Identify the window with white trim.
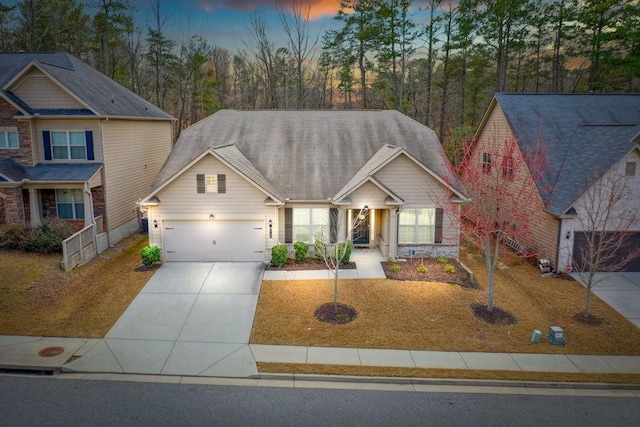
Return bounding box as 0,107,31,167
52,131,87,160
482,152,491,173
206,175,218,193
56,189,84,220
293,208,329,243
398,209,435,244
0,130,19,149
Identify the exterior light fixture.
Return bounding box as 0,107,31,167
358,205,369,220
268,219,273,238
209,214,215,219
153,219,158,228
565,231,571,239
268,219,273,228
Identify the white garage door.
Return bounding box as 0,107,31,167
163,220,264,262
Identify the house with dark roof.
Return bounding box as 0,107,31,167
472,93,640,272
0,52,174,249
139,110,469,262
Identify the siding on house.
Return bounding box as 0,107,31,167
373,153,459,245
473,102,560,261
101,120,172,231
33,119,102,163
149,154,273,250
347,180,393,208
11,69,85,110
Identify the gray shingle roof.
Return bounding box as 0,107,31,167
0,52,173,120
0,159,102,182
151,110,467,201
495,93,640,215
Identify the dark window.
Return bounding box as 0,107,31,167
501,156,514,179
625,161,636,177
196,174,205,193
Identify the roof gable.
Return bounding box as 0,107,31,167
493,94,640,215
0,53,173,120
144,145,283,204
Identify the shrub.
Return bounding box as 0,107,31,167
0,220,74,253
270,244,288,267
387,257,396,264
0,223,28,250
141,245,161,266
417,264,428,274
314,240,326,261
436,256,448,264
390,265,401,273
444,264,456,274
337,242,352,263
293,241,308,262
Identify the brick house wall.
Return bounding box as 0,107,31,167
41,189,57,219
0,98,33,166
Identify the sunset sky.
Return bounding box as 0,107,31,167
141,0,434,53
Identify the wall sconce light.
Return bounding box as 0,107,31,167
153,219,158,228
209,213,215,219
268,219,273,228
268,219,273,239
565,231,571,239
358,205,369,220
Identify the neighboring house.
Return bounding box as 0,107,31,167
0,52,174,249
140,110,469,262
473,93,640,272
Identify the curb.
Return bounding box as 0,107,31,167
257,372,640,390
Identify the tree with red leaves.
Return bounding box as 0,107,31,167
447,132,551,313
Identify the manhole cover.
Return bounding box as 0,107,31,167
38,346,65,357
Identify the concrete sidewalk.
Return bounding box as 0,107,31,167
2,335,640,377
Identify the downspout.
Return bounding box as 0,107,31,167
555,217,562,273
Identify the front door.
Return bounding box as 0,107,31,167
352,210,370,246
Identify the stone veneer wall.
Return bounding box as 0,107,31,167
396,244,459,260
0,98,33,166
2,188,25,223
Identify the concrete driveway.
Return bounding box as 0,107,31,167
65,262,264,377
572,272,640,328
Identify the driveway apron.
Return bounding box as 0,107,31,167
65,262,264,377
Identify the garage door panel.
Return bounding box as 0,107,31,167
164,220,264,262
573,232,640,272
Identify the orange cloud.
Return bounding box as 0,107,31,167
196,0,342,20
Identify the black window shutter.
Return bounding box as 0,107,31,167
435,208,443,244
218,174,226,193
85,131,94,160
196,174,205,193
285,208,293,243
43,131,52,160
330,208,338,243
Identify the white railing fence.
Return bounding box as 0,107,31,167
61,222,97,271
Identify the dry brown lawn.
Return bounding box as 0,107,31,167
0,235,154,337
250,246,640,355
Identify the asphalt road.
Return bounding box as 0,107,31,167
0,375,638,426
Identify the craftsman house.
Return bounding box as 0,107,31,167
140,110,469,262
472,93,640,272
0,52,174,251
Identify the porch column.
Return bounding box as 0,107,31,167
83,185,94,228
389,208,398,258
28,188,41,227
338,207,347,242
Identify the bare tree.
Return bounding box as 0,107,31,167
278,1,319,109
246,12,279,109
571,168,640,318
315,206,369,312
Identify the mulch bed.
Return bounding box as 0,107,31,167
314,303,358,325
573,312,605,326
266,258,356,270
382,257,477,289
471,303,518,326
